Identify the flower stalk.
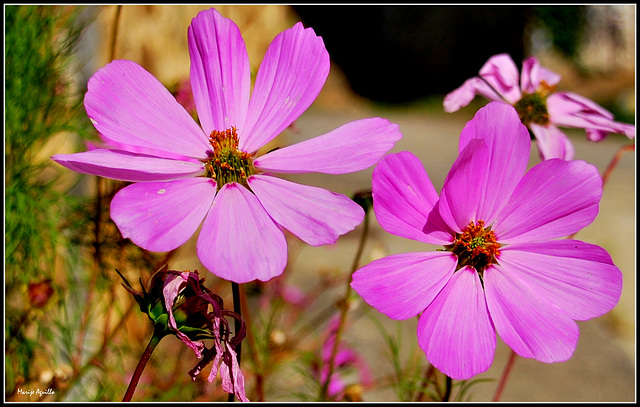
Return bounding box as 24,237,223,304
228,281,243,402
122,330,166,402
492,350,518,402
319,191,372,400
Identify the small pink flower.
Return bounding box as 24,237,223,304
317,316,372,400
52,8,401,283
172,78,197,118
444,53,635,160
352,102,622,380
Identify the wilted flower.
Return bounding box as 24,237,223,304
351,102,622,380
444,53,635,160
52,7,401,283
118,266,249,401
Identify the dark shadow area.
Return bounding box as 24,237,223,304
292,5,531,104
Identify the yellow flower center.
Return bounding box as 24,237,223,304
513,80,555,127
204,127,255,190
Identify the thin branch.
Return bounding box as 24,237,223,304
228,282,243,402
122,332,163,402
319,209,371,400
492,349,518,402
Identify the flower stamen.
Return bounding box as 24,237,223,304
204,127,255,190
514,81,555,127
445,220,500,277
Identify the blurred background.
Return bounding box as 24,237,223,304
5,4,635,402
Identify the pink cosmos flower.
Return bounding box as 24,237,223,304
351,101,622,380
444,53,635,160
51,8,401,283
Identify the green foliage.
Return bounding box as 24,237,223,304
366,314,493,402
5,5,90,284
533,6,587,61
5,5,90,398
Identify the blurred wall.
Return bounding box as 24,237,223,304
75,5,300,90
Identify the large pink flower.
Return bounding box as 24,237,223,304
444,53,635,160
52,8,401,283
351,102,622,380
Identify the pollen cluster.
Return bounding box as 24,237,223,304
445,220,500,276
204,127,255,190
514,81,555,127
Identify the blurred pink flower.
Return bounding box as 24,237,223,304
444,53,635,160
173,78,197,118
352,102,622,380
318,316,372,400
52,8,401,283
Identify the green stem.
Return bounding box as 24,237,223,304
228,281,243,402
122,332,164,402
318,209,370,400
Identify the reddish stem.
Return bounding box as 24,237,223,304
601,143,634,188
492,349,518,402
122,333,163,402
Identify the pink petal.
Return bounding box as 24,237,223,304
84,60,210,159
371,151,450,245
417,267,496,380
196,183,287,283
351,251,457,320
326,374,346,398
443,76,504,113
529,123,575,161
477,53,522,104
550,91,614,119
494,158,601,243
95,135,202,162
248,174,363,246
438,139,489,232
206,317,225,382
498,241,622,321
219,347,249,402
188,8,250,135
585,128,608,142
254,118,402,174
457,102,531,222
207,351,223,384
163,273,205,358
51,149,204,182
520,56,561,93
548,92,636,139
484,264,579,362
240,22,330,153
110,178,216,252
